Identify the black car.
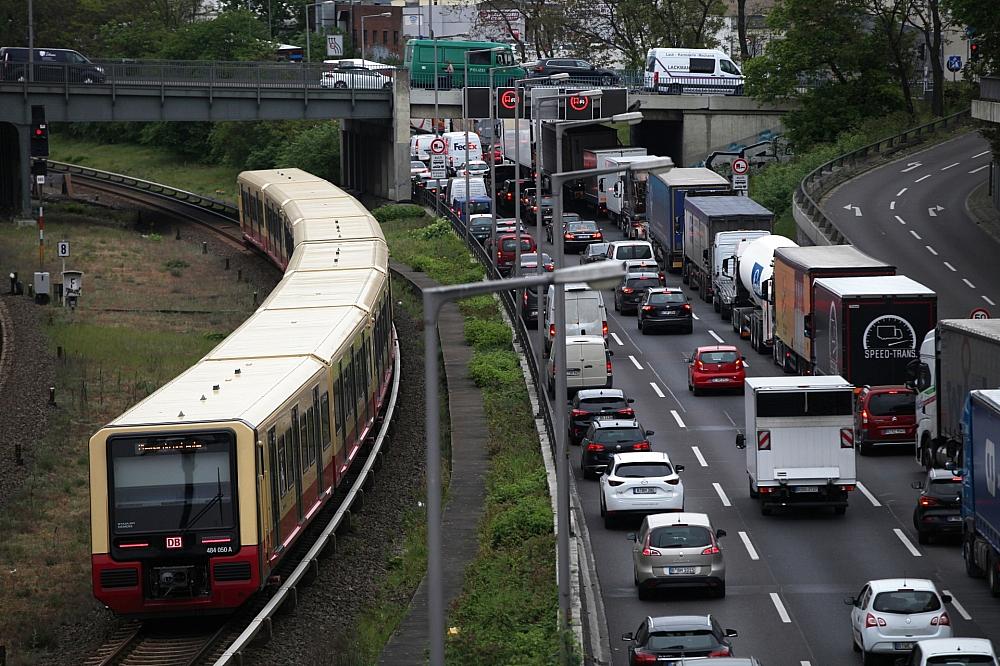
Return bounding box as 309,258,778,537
499,178,530,211
0,47,106,83
622,615,738,665
637,287,693,334
580,419,653,480
912,468,963,543
569,388,634,444
580,242,610,265
615,272,662,315
470,217,493,245
526,58,620,86
519,286,542,327
553,219,603,251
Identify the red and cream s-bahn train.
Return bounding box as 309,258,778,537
89,169,395,615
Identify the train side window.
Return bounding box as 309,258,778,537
277,432,288,495
300,408,312,470
285,426,296,487
321,391,332,449
334,371,345,441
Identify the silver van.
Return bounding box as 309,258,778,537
547,334,612,397
543,283,608,355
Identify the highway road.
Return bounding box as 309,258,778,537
510,154,1000,664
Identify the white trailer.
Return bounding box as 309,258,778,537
737,376,857,515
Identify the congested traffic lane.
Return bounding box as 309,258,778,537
527,211,999,665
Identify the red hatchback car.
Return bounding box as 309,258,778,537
687,345,745,395
855,385,916,455
496,232,536,275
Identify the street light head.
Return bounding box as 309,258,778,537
552,262,625,289
611,111,643,125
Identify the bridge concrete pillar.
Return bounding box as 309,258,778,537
388,70,412,201
682,113,711,167
0,122,31,217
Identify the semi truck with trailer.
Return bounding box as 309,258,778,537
580,146,646,212
811,276,937,388
961,389,1000,592
913,319,1000,469
646,167,731,274
682,196,773,304
604,155,673,239
736,375,858,515
728,235,799,353
771,246,895,375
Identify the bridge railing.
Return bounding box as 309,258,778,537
793,108,971,244
408,69,747,95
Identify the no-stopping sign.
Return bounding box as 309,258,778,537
430,138,446,155
732,157,749,175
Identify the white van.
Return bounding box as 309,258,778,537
606,240,655,264
410,134,435,161
544,283,608,354
547,335,612,396
643,48,744,95
442,131,483,171
447,176,488,207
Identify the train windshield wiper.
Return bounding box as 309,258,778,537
184,467,225,530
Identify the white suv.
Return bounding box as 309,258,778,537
904,638,997,665
600,452,685,528
847,579,953,661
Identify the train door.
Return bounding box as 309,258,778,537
290,407,303,521
267,427,281,548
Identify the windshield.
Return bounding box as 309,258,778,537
562,213,581,223
616,462,673,477
538,196,553,207
520,253,552,265
626,278,660,290
467,201,491,215
699,350,739,364
110,432,235,534
872,590,941,614
502,238,534,252
648,292,685,305
593,426,645,443
868,392,915,416
646,630,717,651
411,161,425,169
649,525,713,549
568,221,599,233
616,245,653,260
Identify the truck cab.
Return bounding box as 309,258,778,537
913,330,937,468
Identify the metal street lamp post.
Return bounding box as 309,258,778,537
462,47,505,242
485,63,522,273
424,260,625,666
361,12,391,62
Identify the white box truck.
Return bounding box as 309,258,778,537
737,375,857,515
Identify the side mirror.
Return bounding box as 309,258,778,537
626,533,637,542
724,629,738,638
674,464,685,472
735,432,746,449
911,481,924,490
608,350,615,357
627,398,636,404
843,596,856,606
621,632,634,641
941,593,952,604
944,460,956,471
645,430,655,436
715,528,727,538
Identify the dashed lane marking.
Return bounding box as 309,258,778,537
909,229,922,240
671,410,686,428
629,354,643,370
857,482,882,507
738,531,760,560
889,200,895,210
943,589,972,621
970,164,989,174
650,382,665,398
944,261,956,272
770,592,792,623
941,162,960,170
915,174,931,183
708,330,724,343
925,245,938,256
973,150,990,159
692,313,700,320
964,278,976,289
713,482,731,507
893,528,922,557
894,215,907,225
611,332,624,346
897,187,908,196
691,446,708,467
984,296,996,306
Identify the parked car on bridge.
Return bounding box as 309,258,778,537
525,58,620,86
0,47,105,83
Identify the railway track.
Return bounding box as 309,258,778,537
70,166,403,666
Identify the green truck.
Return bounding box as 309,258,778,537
404,39,524,88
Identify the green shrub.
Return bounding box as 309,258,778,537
416,218,454,240
458,295,498,319
491,468,548,506
464,319,512,351
468,350,522,389
489,495,553,550
372,203,426,223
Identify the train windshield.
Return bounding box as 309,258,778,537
109,432,236,534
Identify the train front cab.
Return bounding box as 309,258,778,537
89,421,262,616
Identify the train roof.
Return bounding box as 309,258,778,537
239,168,325,188
285,239,388,273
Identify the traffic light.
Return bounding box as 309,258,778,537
30,105,48,158
970,40,981,62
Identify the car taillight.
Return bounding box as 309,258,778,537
533,65,544,72
841,428,854,449
602,321,608,337
608,479,624,487
523,290,529,303
564,233,575,239
641,536,661,558
498,250,503,258
865,613,887,628
586,443,605,452
658,271,665,282
544,264,554,272
695,359,704,370
931,612,950,626
653,71,659,86
532,205,538,211
861,409,869,425
571,409,588,417
606,358,613,374
616,408,634,417
707,647,731,657
919,495,939,507
666,477,680,485
682,303,692,311
549,323,556,338
757,429,771,451
633,651,657,665
595,231,603,238
641,305,654,312
622,287,634,294
633,441,650,451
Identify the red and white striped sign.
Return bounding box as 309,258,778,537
757,430,771,450
840,428,854,448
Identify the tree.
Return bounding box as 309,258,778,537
858,0,918,117
737,0,750,61
944,0,1000,72
907,0,949,117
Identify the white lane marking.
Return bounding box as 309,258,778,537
723,410,737,427
972,150,990,159
941,162,960,170
738,531,760,560
629,354,644,370
943,589,972,621
856,482,882,507
650,382,665,398
691,446,708,467
889,200,896,210
893,528,923,557
970,164,989,174
692,313,700,320
611,332,624,346
712,482,731,507
671,410,686,428
801,662,812,666
915,174,931,183
770,592,792,623
944,261,957,272
708,329,724,343
901,163,922,173
964,278,976,289
909,229,922,240
926,245,938,256
897,187,908,196
984,296,996,306
894,215,907,225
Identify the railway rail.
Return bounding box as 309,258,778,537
68,167,402,666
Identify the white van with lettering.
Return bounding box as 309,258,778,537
643,48,744,95
442,131,483,171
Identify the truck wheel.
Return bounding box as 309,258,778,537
713,296,721,313
990,557,1000,597
749,478,759,499
964,537,984,578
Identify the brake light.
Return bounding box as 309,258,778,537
861,409,869,425
586,443,605,452
532,205,538,211
549,323,556,338
757,430,771,451
608,479,624,487
544,264,554,272
701,541,720,555
682,303,692,311
666,477,679,485
622,287,634,294
571,409,588,417
507,193,512,200
642,305,654,312
708,647,731,657
840,428,854,449
616,408,634,417
533,65,544,72
641,535,661,557
633,441,650,451
564,233,575,239
931,612,950,626
595,231,603,239
695,359,704,370
658,271,665,282
840,484,856,491
919,495,939,507
602,321,608,337
523,290,529,303
653,71,659,86
607,358,613,374
633,651,657,665
865,613,887,628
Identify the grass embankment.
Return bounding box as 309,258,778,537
374,204,564,664
0,204,261,662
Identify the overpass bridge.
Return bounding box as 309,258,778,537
0,59,794,216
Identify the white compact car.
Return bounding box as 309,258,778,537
320,67,392,90
847,578,953,661
600,451,684,528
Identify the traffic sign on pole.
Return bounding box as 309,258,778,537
970,307,991,319
731,174,749,191
57,241,70,258
430,154,447,179
732,157,749,175
429,138,446,155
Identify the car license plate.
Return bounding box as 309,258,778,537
884,428,906,435
566,368,581,376
595,414,615,420
633,487,656,495
576,234,591,239
711,377,730,383
894,642,914,651
668,567,696,575
794,486,819,493
948,515,962,522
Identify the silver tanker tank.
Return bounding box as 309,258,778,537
736,235,798,305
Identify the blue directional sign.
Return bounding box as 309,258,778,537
947,55,962,72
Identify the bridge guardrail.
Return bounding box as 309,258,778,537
794,108,971,244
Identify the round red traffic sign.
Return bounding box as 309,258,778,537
569,95,591,112
430,138,446,154
499,89,519,110
970,307,991,319
732,157,749,175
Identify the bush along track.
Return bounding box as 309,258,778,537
376,205,565,664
